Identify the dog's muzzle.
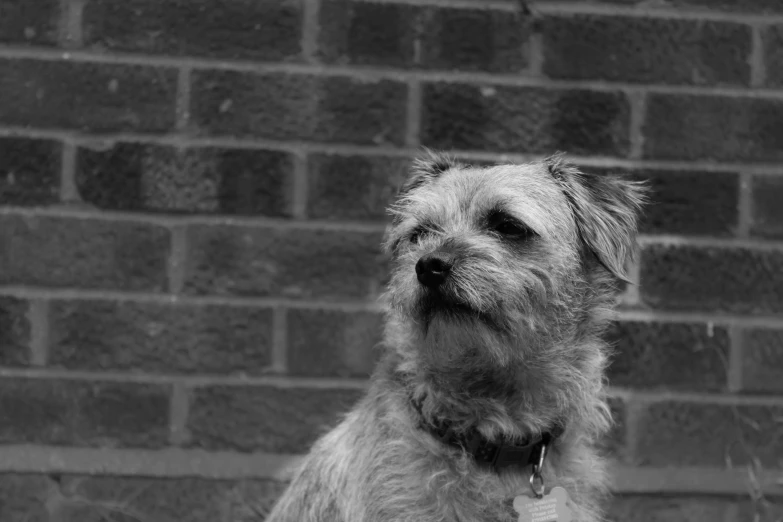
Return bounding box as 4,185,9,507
416,252,453,288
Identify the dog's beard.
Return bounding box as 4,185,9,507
406,285,520,371
415,286,496,326
394,275,572,367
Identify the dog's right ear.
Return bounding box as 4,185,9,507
397,149,458,197
545,154,647,285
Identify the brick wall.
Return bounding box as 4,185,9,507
0,0,782,520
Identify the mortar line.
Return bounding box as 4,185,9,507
736,172,753,238
531,1,783,24
166,225,188,294
0,204,389,231
168,383,191,446
727,326,745,393
58,0,85,48
7,283,783,328
59,139,81,203
0,446,780,496
0,366,371,389
0,445,302,481
627,91,647,160
272,306,289,373
3,364,780,405
616,258,641,307
9,196,783,246
175,67,192,132
607,387,783,407
291,152,309,219
526,32,545,78
301,0,321,62
7,45,783,100
405,80,422,147
638,234,783,251
27,300,51,367
361,0,517,10
5,125,783,176
0,287,384,312
750,25,767,89
615,309,783,329
622,395,643,465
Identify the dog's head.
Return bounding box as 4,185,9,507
382,150,646,369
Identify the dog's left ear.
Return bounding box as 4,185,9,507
545,154,647,284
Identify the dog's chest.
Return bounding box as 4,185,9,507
353,457,538,522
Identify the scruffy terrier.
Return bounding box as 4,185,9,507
266,151,646,522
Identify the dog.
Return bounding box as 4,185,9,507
265,151,646,522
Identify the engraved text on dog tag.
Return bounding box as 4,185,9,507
512,486,573,522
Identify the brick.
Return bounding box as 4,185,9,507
599,0,783,11
287,308,382,377
634,400,783,467
57,475,238,522
421,83,630,155
0,474,51,522
542,15,751,86
231,480,289,522
741,328,783,394
0,0,59,46
82,0,301,60
0,215,170,291
191,71,406,145
0,59,177,132
318,0,418,68
49,300,273,375
661,0,783,13
637,170,739,237
643,94,783,162
76,143,294,216
419,7,531,73
0,137,61,206
763,26,783,87
0,377,170,447
184,225,386,300
607,321,729,392
603,396,627,460
750,175,783,239
0,297,30,367
640,245,783,315
608,495,739,522
187,385,363,452
307,154,410,220
51,476,289,522
737,499,783,522
319,1,531,72
586,167,741,236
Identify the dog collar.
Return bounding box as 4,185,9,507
411,395,564,473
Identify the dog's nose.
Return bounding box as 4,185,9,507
416,253,452,288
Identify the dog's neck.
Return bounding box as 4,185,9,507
378,317,610,466
407,389,565,473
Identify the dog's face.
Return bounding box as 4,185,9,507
382,152,645,370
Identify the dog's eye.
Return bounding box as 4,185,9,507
409,227,426,244
487,210,537,240
494,220,533,238
486,210,536,240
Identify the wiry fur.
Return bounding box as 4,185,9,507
266,152,647,522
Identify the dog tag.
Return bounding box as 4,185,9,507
512,486,572,522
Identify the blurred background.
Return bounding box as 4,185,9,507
0,0,782,520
